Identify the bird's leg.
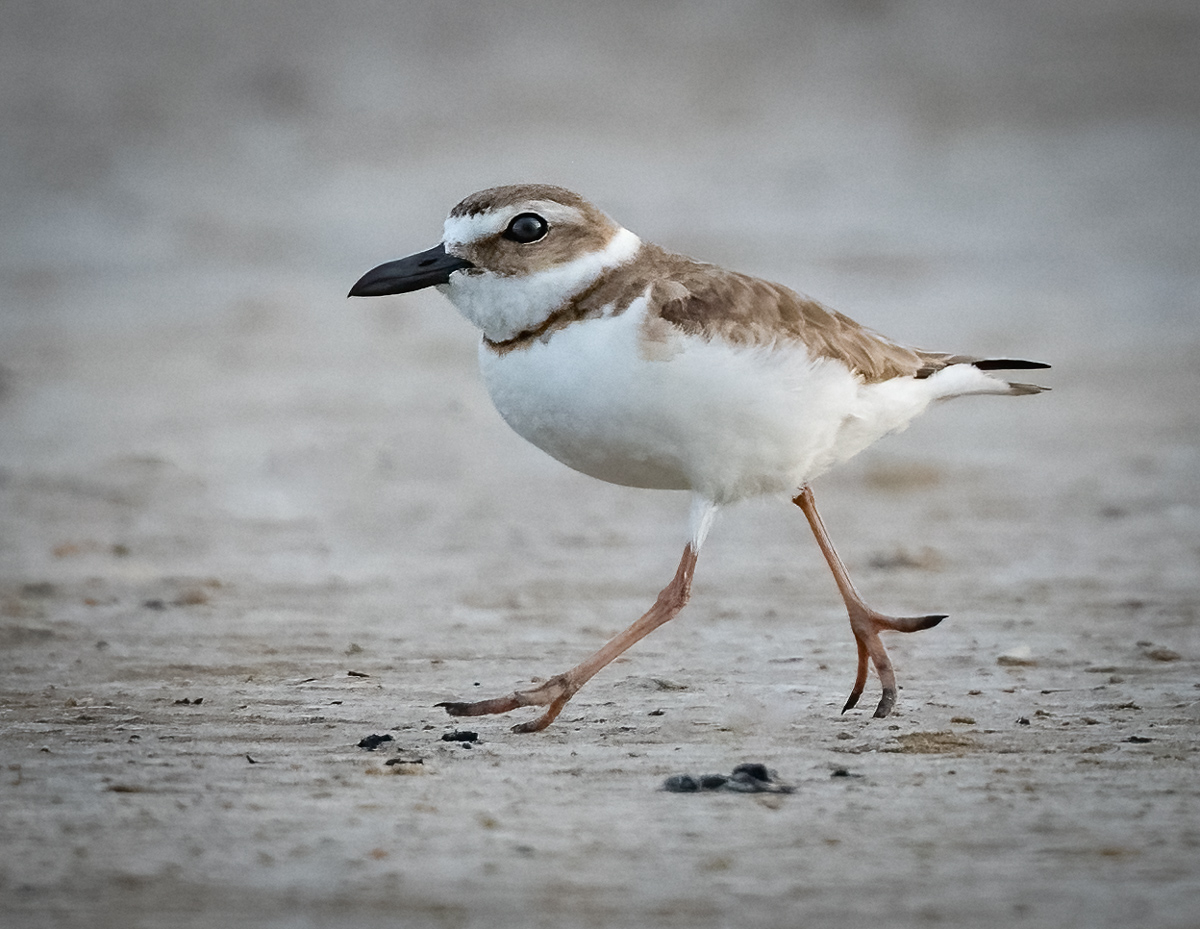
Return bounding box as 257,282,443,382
792,486,946,718
438,541,700,733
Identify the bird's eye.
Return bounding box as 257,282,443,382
503,212,549,243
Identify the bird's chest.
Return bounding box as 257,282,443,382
476,306,692,489
474,305,848,497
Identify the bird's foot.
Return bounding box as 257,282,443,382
841,608,946,718
437,673,576,733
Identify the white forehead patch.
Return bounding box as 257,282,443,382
443,201,587,248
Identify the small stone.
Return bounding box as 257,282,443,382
662,774,700,792
731,763,769,782
662,763,793,794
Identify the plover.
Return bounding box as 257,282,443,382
350,184,1047,731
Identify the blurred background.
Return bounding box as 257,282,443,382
1,0,1197,585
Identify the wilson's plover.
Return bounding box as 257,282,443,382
350,184,1048,731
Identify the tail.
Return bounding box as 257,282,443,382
917,355,1051,399
970,358,1050,395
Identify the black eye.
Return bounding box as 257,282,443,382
503,212,548,243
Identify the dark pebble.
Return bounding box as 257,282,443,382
358,733,394,750
661,763,793,794
441,730,479,743
724,774,764,793
731,763,770,782
662,774,700,792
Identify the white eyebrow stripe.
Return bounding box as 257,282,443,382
443,202,586,248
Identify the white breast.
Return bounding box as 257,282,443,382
476,297,882,504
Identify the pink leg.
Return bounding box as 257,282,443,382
792,486,945,718
438,542,699,733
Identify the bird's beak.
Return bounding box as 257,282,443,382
348,243,474,298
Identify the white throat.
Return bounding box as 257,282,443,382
439,227,642,342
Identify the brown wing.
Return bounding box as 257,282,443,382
646,246,927,384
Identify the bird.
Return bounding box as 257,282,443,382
349,184,1048,732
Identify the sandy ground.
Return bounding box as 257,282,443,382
2,2,1199,927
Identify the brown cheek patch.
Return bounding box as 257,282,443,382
464,221,617,277
459,233,511,275
524,221,615,272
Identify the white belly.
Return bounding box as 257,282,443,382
477,301,883,504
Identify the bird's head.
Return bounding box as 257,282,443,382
349,184,641,342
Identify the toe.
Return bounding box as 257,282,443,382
873,687,896,718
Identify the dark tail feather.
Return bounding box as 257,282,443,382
915,355,1051,380
974,359,1050,394
970,358,1051,371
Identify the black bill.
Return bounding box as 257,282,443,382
348,243,473,297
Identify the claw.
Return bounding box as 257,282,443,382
888,614,947,633
842,613,947,718
510,697,570,734
435,672,576,730
436,696,522,718
841,637,869,713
